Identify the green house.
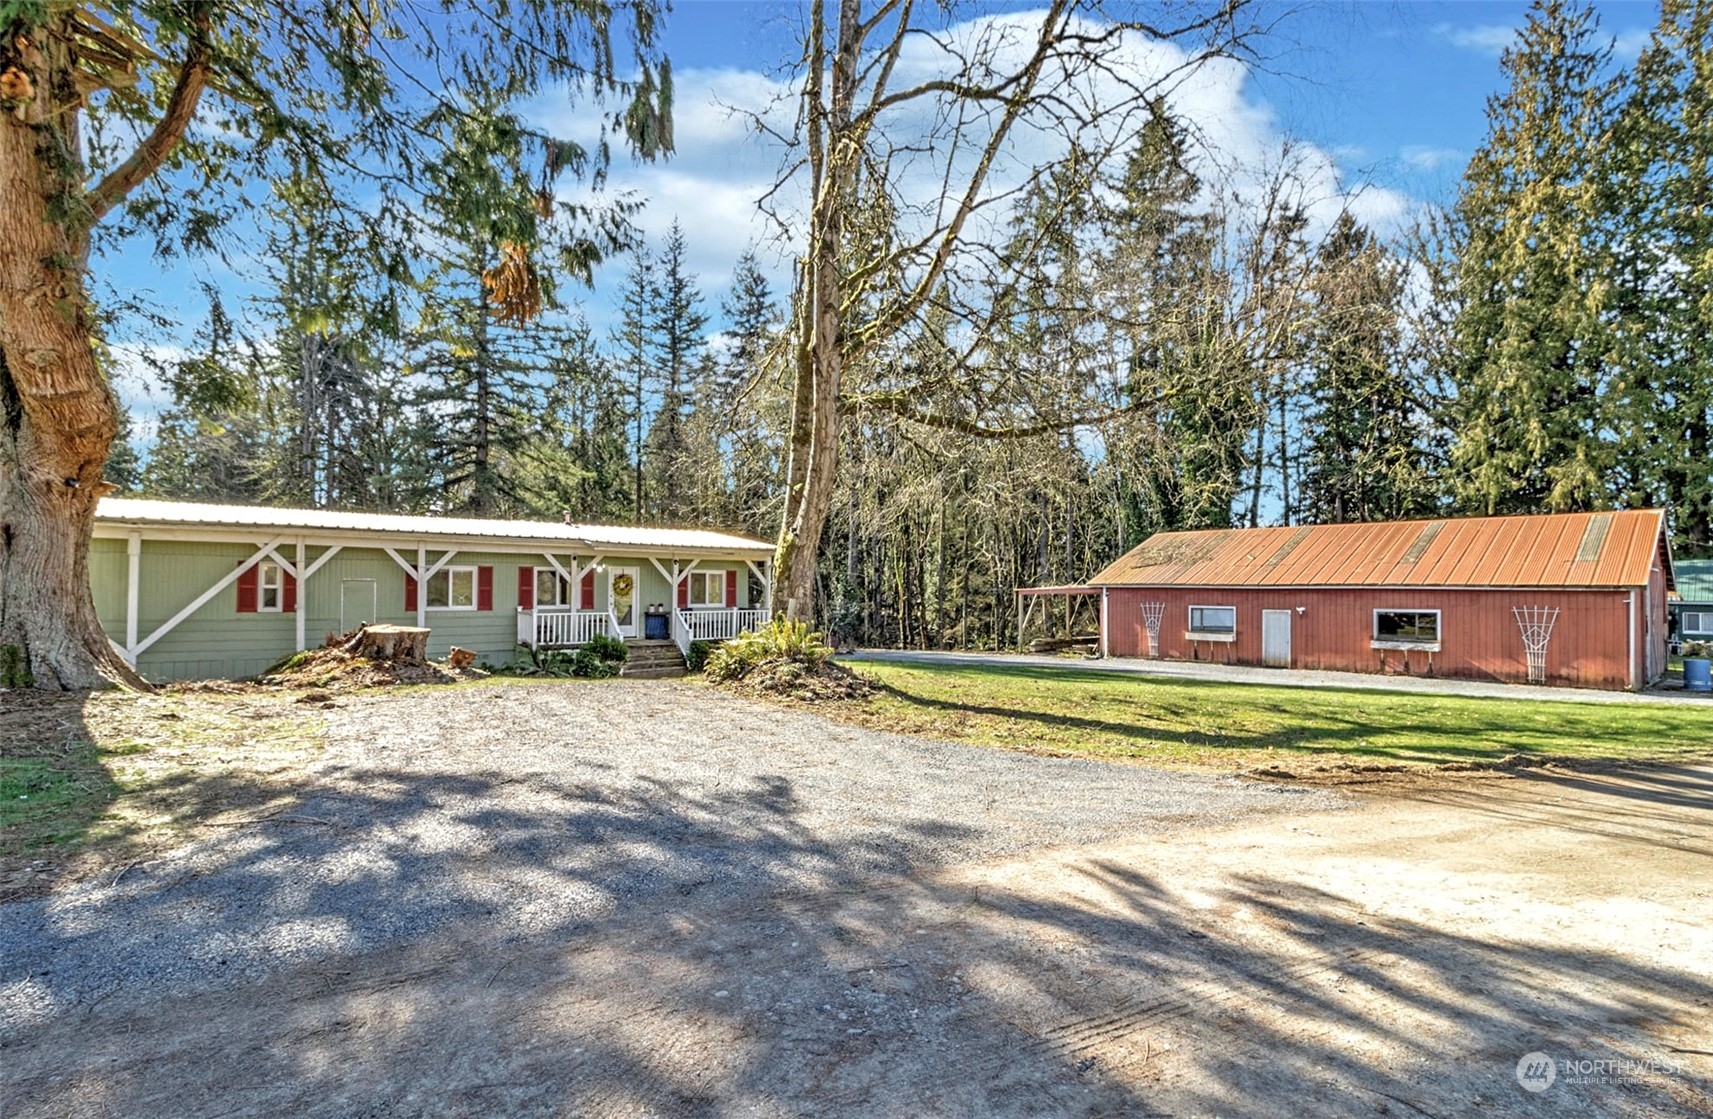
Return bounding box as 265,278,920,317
91,499,776,682
1673,559,1713,649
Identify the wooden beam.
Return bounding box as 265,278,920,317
133,536,285,657
125,531,141,655
295,538,307,652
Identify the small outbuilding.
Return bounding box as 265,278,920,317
1671,560,1713,651
1086,510,1674,691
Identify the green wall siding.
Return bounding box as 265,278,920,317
90,538,759,682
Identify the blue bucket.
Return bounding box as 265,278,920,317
1686,658,1712,693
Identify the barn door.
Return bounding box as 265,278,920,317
1261,610,1292,668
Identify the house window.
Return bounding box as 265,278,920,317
1682,611,1712,637
535,569,574,607
1374,609,1441,644
1187,605,1236,637
688,570,725,607
257,561,284,613
426,566,477,610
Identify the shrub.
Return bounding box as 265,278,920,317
582,633,629,666
705,618,832,682
569,648,614,678
1684,640,1713,660
686,639,713,674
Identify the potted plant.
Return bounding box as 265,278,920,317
1683,640,1712,693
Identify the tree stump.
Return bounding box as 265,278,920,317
447,646,476,669
340,624,429,664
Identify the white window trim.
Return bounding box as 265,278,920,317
1682,610,1712,637
1186,604,1236,642
688,570,726,608
535,569,574,608
426,565,479,611
1371,607,1442,652
257,561,284,613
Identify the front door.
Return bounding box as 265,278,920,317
1261,609,1292,668
608,566,640,638
340,578,376,632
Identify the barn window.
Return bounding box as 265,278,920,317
426,566,477,610
257,562,284,613
1187,605,1236,637
1374,609,1441,645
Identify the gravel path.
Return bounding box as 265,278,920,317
851,648,1713,703
1,681,1341,1039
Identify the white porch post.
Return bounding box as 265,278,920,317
125,531,141,656
764,560,772,615
295,538,307,651
416,544,427,628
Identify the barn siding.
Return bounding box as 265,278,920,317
1104,586,1643,689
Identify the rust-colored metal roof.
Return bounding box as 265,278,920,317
1087,510,1669,590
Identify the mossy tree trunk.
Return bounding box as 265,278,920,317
0,9,206,690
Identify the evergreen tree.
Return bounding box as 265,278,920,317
1607,0,1713,554
610,250,659,522
646,221,709,520
102,406,143,495
1299,213,1434,523
1100,105,1248,535
1445,0,1620,515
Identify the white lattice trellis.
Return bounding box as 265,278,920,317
1512,605,1561,685
1142,602,1165,658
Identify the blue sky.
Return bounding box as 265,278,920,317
105,0,1661,427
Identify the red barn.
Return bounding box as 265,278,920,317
1087,510,1675,691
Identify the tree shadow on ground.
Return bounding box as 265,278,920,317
866,663,1713,764
3,741,1709,1118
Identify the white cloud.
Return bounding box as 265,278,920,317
1401,145,1464,172
539,10,1430,330
1611,28,1651,62
1435,22,1519,56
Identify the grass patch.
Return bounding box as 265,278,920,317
1,690,327,893
832,662,1713,769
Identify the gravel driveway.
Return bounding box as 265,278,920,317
1,681,1339,1038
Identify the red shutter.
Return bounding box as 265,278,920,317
580,571,596,610
677,576,689,609
518,566,534,609
725,569,738,608
236,561,258,613
477,566,494,611
405,573,418,613
282,570,297,614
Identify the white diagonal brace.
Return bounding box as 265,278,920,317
300,545,344,581
382,547,420,578
133,536,286,657
646,557,674,585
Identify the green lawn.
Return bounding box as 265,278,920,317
834,662,1713,769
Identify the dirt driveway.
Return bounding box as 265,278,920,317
3,682,1709,1117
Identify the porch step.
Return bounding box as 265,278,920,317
621,639,687,679
621,665,687,680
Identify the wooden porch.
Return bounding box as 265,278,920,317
519,607,770,658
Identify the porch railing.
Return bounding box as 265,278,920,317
670,608,692,659
681,608,769,643
529,607,614,648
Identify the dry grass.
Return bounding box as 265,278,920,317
0,689,329,897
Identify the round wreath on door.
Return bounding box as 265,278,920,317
611,574,634,596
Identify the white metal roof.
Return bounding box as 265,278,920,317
95,498,775,556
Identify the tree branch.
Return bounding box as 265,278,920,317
86,9,214,223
